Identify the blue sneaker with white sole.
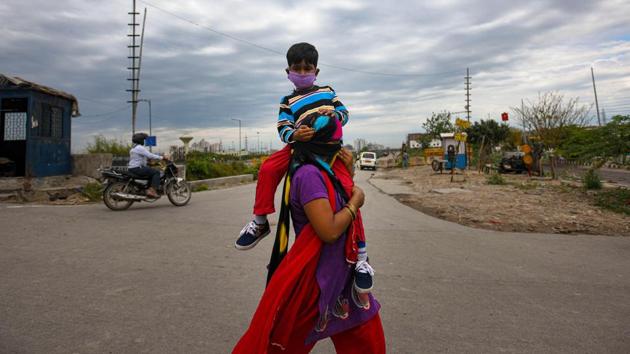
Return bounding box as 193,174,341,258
235,220,270,250
353,260,374,293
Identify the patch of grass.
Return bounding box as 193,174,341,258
486,173,506,185
192,184,209,192
594,188,630,215
513,181,540,190
583,169,602,190
81,182,103,202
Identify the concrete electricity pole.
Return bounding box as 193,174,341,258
591,67,601,126
138,98,152,150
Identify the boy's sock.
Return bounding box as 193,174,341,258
357,240,367,262
254,214,267,225
354,240,373,294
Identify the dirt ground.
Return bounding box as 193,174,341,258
373,166,630,236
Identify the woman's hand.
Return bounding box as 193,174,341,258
350,186,365,209
338,148,354,176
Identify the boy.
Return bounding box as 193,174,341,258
235,42,374,293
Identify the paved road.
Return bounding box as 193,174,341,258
551,165,630,187
1,171,629,353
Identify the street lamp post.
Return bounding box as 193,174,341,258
257,131,260,154
138,98,152,151
231,118,242,159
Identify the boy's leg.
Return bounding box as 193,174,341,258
330,313,386,354
332,159,373,292
253,145,292,215
236,145,291,250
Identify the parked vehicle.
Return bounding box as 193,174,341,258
498,152,528,174
359,152,377,170
100,161,191,211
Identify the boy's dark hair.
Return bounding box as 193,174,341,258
286,42,318,67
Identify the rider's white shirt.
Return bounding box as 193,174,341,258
128,145,162,168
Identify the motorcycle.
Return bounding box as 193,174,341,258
100,160,191,211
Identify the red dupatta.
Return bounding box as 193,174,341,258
233,171,337,353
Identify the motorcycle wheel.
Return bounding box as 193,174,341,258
103,182,134,211
166,180,191,206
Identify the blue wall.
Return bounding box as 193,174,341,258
0,89,73,177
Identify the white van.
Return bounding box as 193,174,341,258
359,152,377,170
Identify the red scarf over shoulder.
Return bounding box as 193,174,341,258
233,171,337,353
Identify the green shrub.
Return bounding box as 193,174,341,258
583,169,602,190
86,135,131,156
185,153,257,181
486,173,506,185
595,188,630,215
81,182,103,201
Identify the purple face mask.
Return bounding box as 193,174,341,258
288,71,316,89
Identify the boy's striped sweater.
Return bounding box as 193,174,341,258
277,85,349,144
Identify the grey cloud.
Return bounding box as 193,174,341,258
2,0,629,151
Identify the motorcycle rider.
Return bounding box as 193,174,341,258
128,132,167,198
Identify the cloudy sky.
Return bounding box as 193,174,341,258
2,0,629,152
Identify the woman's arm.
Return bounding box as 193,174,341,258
303,186,365,244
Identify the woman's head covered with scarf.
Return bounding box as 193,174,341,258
267,113,345,283
292,113,343,175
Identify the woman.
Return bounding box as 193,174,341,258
233,114,385,353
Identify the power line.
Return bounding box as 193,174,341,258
138,0,461,77
79,105,131,119
601,102,630,108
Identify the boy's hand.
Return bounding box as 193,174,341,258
338,148,354,176
318,108,339,120
292,125,315,142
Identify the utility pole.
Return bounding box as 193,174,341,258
138,99,151,150
127,0,140,134
465,67,471,121
135,8,148,134
231,118,241,158
257,131,260,154
245,135,248,153
591,67,601,126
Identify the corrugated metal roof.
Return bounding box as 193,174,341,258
0,74,80,117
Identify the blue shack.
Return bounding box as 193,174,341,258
0,74,80,177
440,132,468,170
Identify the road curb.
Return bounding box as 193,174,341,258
189,174,254,190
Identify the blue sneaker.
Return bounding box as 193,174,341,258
353,260,374,293
235,220,270,250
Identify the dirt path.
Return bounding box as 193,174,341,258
371,166,629,236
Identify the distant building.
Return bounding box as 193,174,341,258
407,132,441,149
0,74,80,177
354,138,367,152
407,133,425,149
365,143,385,151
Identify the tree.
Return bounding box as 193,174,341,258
465,119,510,149
512,92,592,178
558,114,630,163
601,115,630,163
465,119,510,170
422,111,453,139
